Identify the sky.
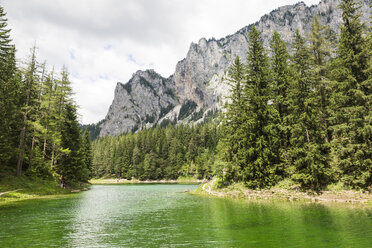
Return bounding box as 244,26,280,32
1,0,321,124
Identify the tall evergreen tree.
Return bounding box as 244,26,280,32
310,16,334,143
221,56,246,181
55,103,84,184
28,62,47,171
16,47,39,176
40,70,57,161
330,0,371,188
288,30,331,190
241,26,280,188
269,30,292,173
81,129,93,181
132,145,141,179
50,67,73,171
0,6,12,60
0,6,20,172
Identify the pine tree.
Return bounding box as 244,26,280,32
0,47,21,172
132,145,141,179
269,31,292,173
289,30,312,143
167,137,181,179
40,70,57,161
330,0,371,189
0,6,12,60
81,129,93,181
56,103,84,184
310,16,334,143
288,30,331,190
28,62,47,171
16,47,39,176
0,6,21,172
357,2,372,187
50,67,73,172
241,26,280,188
221,56,245,181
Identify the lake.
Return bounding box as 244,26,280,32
1,184,372,247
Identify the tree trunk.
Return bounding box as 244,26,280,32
50,146,55,168
306,128,311,143
43,137,48,159
320,84,330,143
28,136,35,170
16,88,31,176
16,118,27,176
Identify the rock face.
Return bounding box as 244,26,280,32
99,0,371,137
99,70,177,136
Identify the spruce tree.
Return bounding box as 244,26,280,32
269,31,292,173
241,26,280,188
50,67,73,171
81,129,93,181
132,145,141,179
0,6,20,172
310,16,333,143
0,6,12,60
16,47,39,176
288,30,331,190
40,70,57,161
56,103,84,184
358,2,372,187
221,56,246,181
330,0,371,189
28,62,47,171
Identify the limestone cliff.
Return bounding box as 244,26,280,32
99,70,177,136
99,0,370,137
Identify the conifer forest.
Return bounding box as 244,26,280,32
0,6,92,185
0,0,371,191
1,1,372,247
92,0,371,191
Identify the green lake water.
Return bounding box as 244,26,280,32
1,184,372,247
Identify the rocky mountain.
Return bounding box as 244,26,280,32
99,0,371,137
100,70,177,135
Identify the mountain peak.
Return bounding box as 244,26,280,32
99,0,371,137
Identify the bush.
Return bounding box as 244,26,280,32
213,178,227,189
273,178,300,190
326,182,349,192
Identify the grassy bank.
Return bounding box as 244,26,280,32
0,175,84,206
90,176,202,185
192,178,372,205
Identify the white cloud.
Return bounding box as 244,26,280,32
1,0,321,124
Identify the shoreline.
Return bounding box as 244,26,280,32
0,187,89,206
90,178,202,185
0,193,80,207
192,179,372,205
0,176,89,206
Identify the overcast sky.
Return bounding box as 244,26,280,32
1,0,320,124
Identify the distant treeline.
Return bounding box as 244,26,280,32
92,124,219,180
0,5,92,185
93,0,371,190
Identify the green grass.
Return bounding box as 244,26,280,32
326,182,350,192
0,175,72,205
272,178,301,190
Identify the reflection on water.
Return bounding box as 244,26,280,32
1,184,372,247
